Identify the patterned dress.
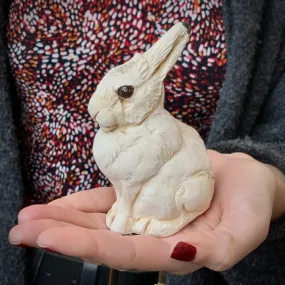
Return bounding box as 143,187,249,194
7,0,226,204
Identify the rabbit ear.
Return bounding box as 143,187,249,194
143,22,190,80
132,54,150,84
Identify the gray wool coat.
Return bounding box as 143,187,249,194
1,0,285,285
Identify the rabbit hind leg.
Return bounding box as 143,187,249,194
175,170,214,213
131,172,213,237
106,201,118,229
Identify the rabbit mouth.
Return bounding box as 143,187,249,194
95,110,118,132
100,124,117,132
98,120,118,132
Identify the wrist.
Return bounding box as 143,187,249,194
266,164,285,220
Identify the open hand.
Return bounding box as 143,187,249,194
9,150,276,275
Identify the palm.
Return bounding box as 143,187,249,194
9,151,275,274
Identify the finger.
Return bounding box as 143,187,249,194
224,152,255,160
18,205,108,230
9,219,80,247
49,187,115,213
36,227,198,273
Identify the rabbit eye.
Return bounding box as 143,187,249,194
117,85,134,99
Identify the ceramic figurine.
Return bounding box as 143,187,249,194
88,22,214,237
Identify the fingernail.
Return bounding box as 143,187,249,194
18,212,29,224
38,244,56,252
44,248,57,253
9,237,22,246
9,239,29,248
38,245,57,253
19,243,30,248
12,243,29,248
170,242,197,262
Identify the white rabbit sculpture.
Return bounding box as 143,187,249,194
88,22,214,237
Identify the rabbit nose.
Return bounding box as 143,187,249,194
96,110,117,132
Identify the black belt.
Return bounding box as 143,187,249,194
29,249,159,285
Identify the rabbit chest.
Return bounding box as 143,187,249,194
93,111,183,184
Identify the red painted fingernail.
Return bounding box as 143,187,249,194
43,248,57,253
171,242,197,262
17,243,30,248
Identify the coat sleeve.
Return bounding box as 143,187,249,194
207,70,285,177
0,4,27,285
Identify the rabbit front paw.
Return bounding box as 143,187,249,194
106,202,118,229
132,217,173,237
106,203,133,234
